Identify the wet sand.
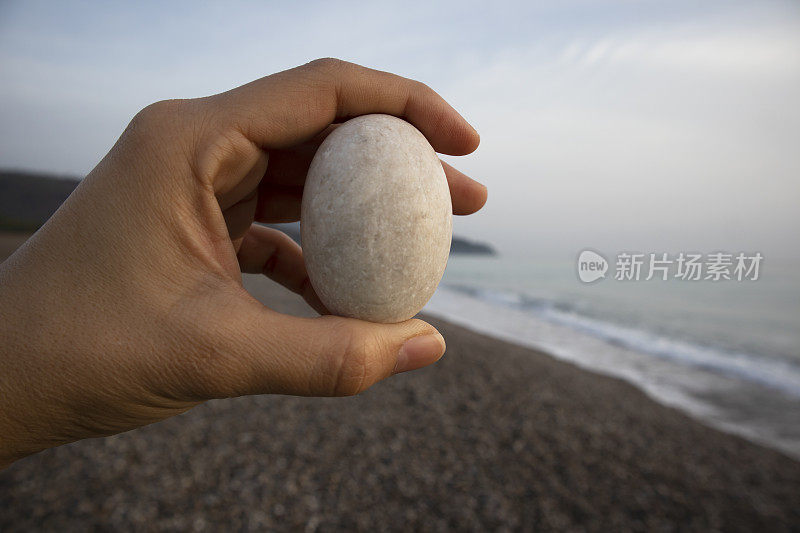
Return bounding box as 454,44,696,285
1,232,799,531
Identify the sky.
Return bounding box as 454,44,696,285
1,0,799,259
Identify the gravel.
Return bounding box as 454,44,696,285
1,274,799,531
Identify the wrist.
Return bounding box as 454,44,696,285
0,240,76,466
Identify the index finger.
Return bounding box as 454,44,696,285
212,58,480,156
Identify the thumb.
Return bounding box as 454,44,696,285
187,293,446,399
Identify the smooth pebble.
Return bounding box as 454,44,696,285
301,114,452,323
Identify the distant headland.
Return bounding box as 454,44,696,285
0,170,496,256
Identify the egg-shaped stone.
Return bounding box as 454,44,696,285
301,114,452,323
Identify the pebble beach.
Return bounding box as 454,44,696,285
1,233,799,531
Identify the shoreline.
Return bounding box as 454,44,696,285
1,233,799,529
424,284,800,460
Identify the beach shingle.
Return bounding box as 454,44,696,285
1,272,799,531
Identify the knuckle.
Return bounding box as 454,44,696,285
131,99,186,129
191,123,256,187
324,320,385,396
306,57,348,75
413,80,440,106
412,79,433,94
121,99,195,153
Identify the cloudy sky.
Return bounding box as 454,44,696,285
1,0,798,258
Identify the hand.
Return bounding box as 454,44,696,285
0,59,486,468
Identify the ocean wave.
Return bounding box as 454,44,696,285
441,283,800,397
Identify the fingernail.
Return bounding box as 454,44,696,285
394,333,446,374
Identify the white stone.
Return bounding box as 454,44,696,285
301,114,452,323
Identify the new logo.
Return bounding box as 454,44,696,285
577,250,608,283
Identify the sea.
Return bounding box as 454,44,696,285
423,253,800,459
